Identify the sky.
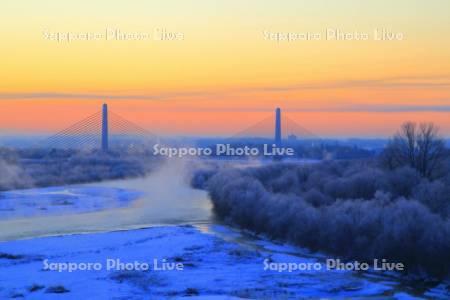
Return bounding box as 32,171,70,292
0,0,449,137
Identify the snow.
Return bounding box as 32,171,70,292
0,225,445,299
0,186,142,219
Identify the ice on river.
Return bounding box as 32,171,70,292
0,186,142,219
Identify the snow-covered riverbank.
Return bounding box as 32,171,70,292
0,186,142,220
0,225,447,299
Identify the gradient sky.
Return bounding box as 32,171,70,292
1,0,449,137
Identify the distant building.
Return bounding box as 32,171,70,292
287,134,297,141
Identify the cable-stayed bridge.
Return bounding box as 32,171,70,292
37,104,318,151
231,107,319,142
39,104,158,150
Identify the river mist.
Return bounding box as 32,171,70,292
0,159,212,241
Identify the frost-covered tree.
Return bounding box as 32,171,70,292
381,122,447,178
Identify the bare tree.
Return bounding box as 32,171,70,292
416,123,447,178
381,121,448,178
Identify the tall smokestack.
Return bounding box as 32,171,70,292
102,103,109,152
275,107,281,146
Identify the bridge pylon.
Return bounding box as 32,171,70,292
102,103,109,152
275,107,281,146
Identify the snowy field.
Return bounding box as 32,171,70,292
0,225,448,299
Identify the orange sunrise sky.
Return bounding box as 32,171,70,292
0,0,449,137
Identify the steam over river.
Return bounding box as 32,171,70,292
0,160,213,241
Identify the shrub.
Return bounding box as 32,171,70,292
205,161,450,278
